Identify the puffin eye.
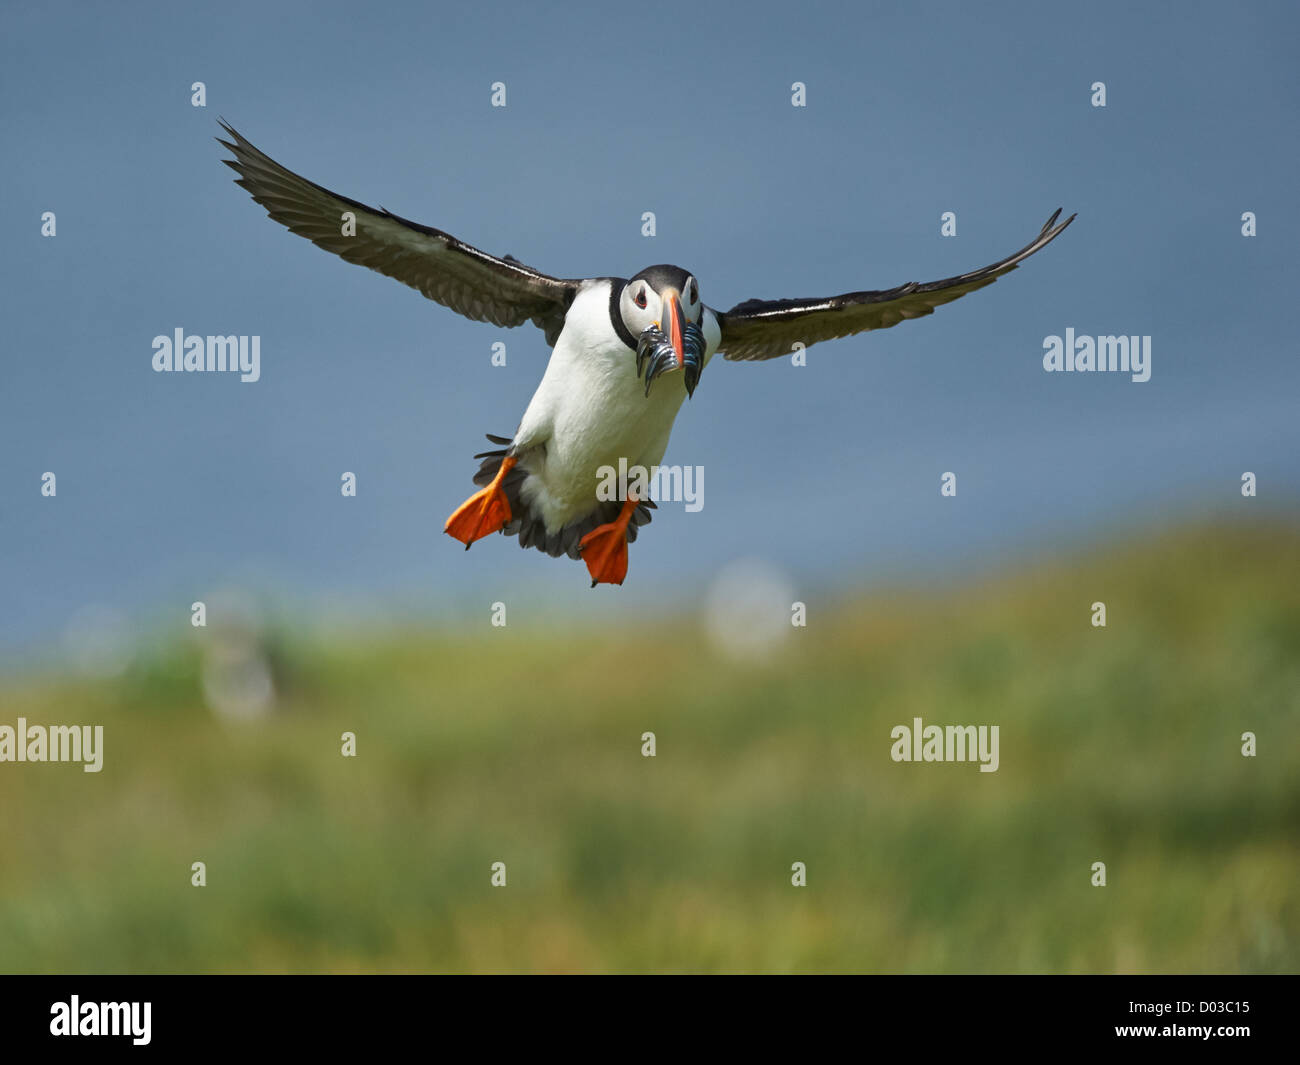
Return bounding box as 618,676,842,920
634,287,647,309
688,281,698,303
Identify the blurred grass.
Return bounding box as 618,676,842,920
0,520,1297,973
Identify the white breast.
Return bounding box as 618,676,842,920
510,281,720,532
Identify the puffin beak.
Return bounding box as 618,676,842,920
657,287,686,366
637,286,705,398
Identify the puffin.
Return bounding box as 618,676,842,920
218,122,1073,586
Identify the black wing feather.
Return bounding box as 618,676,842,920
217,121,580,344
715,210,1075,362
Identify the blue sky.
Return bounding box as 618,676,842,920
2,0,1297,660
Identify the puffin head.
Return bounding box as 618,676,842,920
619,265,707,398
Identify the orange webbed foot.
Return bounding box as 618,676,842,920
578,494,638,587
444,456,516,549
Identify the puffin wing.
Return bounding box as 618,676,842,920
714,210,1075,362
218,121,580,345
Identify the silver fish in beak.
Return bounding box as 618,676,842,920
636,320,707,398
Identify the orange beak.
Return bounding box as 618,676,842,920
658,287,686,366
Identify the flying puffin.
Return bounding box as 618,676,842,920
218,122,1074,586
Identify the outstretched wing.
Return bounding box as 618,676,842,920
714,210,1075,362
218,121,580,345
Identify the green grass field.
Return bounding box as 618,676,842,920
1,521,1297,973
